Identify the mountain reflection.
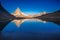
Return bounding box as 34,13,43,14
12,19,46,27
12,19,24,27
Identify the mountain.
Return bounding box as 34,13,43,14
0,3,15,20
36,10,60,25
12,7,25,18
0,3,15,31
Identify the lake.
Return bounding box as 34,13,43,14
1,19,60,40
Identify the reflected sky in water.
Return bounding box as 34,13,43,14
1,19,60,40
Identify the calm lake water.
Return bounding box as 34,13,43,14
1,19,60,40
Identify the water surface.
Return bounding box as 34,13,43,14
1,19,60,40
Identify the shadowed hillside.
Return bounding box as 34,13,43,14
36,10,60,25
0,3,15,31
0,3,15,20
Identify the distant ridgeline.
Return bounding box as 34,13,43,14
36,10,60,25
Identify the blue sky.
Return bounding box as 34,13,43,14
1,0,60,14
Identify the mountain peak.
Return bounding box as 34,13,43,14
42,11,46,14
16,7,21,12
13,7,24,17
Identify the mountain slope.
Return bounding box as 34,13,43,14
0,3,15,20
36,10,60,25
0,3,15,31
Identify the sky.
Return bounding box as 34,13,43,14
0,0,60,14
